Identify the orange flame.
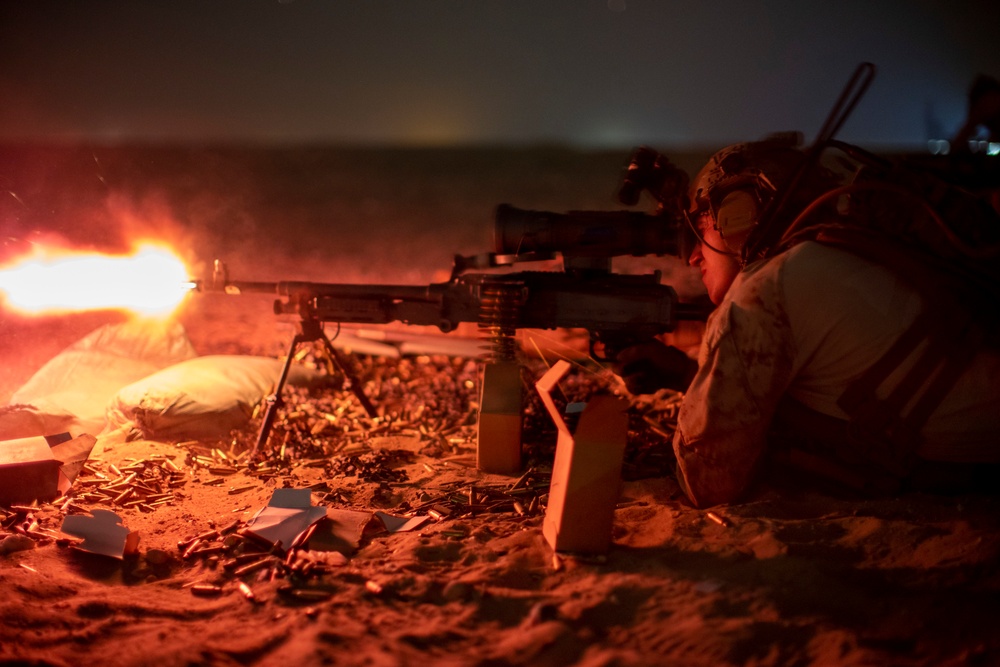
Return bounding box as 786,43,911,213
0,242,193,317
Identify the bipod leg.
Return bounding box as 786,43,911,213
251,332,305,459
313,325,379,419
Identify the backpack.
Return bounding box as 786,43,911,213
770,141,1000,479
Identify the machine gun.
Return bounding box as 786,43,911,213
193,151,709,468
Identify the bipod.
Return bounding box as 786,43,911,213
251,317,378,458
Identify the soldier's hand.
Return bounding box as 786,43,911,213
613,340,697,395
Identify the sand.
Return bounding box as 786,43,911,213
1,145,999,666
1,295,999,667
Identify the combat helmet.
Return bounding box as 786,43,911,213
687,132,836,262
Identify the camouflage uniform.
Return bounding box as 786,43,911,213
673,241,1000,507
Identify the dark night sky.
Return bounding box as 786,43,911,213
2,0,999,149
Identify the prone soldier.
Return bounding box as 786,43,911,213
614,135,1000,507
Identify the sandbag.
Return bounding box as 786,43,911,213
0,319,198,440
106,355,321,440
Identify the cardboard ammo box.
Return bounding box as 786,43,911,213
0,434,65,505
536,361,628,554
477,362,523,474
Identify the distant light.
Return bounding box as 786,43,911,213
989,142,1000,156
967,140,996,154
928,139,950,155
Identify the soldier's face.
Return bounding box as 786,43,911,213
688,212,742,305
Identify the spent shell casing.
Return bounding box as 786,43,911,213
290,523,317,550
190,529,221,545
191,584,224,597
510,469,533,490
234,557,274,577
284,588,333,602
219,519,242,535
551,553,563,571
237,581,257,602
191,545,227,557
224,550,274,569
182,539,204,559
706,511,731,527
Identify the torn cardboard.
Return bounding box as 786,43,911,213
244,489,329,549
0,433,96,506
536,360,628,555
61,509,140,559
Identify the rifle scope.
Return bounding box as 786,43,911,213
494,204,685,259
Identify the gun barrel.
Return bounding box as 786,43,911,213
276,281,436,301
191,277,281,295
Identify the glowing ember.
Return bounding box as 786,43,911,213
0,242,193,316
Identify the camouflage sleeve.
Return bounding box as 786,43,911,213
672,261,795,507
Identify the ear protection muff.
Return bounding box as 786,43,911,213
707,147,779,245
715,188,760,241
687,137,799,259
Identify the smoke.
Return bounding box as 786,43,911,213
0,142,707,292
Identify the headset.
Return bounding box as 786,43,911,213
686,138,795,259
